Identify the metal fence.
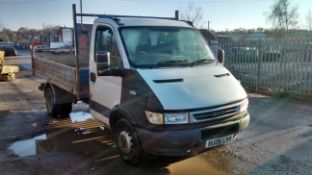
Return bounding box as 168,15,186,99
212,39,312,98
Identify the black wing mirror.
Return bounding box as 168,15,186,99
95,51,111,76
217,49,225,64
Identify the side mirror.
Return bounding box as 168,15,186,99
217,49,225,64
95,51,111,76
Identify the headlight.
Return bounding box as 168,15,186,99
145,111,164,125
164,113,189,124
239,99,249,112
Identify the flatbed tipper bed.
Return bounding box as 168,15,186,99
33,52,89,99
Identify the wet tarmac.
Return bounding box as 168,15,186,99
6,101,312,175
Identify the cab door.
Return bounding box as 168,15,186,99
89,25,123,125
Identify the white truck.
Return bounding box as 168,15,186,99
33,4,250,165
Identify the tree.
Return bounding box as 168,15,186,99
267,0,298,32
257,27,265,32
0,20,3,32
180,3,204,28
306,10,312,31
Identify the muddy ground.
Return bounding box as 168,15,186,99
0,52,311,175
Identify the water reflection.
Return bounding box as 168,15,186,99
168,156,227,175
9,134,47,157
69,111,93,122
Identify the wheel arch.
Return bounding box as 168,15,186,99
43,82,75,104
109,106,137,133
43,82,56,100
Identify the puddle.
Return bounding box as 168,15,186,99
8,111,116,158
9,134,47,157
47,111,103,130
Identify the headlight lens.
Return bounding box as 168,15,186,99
145,111,164,125
164,113,189,124
145,111,189,125
239,99,249,112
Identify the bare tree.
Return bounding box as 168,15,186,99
267,0,298,32
180,3,204,28
306,10,312,31
0,20,3,32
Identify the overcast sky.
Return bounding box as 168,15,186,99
0,0,311,31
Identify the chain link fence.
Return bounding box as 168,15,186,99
211,39,312,99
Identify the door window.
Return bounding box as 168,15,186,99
95,27,123,69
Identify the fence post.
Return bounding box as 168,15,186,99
256,41,262,92
31,46,35,76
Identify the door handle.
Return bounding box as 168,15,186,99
90,72,96,82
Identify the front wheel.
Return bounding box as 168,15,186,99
115,118,144,165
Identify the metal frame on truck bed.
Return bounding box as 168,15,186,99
33,4,182,101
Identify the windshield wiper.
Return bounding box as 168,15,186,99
190,59,215,67
152,59,189,68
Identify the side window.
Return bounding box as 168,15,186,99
95,27,123,69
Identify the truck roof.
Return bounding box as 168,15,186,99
95,17,193,28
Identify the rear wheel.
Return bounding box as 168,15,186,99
115,118,144,165
45,86,57,117
45,86,72,118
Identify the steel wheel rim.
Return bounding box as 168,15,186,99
118,130,134,154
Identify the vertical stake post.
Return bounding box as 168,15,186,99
73,4,80,100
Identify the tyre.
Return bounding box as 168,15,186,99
45,86,72,118
115,118,144,165
45,86,58,117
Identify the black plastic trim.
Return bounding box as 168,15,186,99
153,79,183,83
90,100,112,117
214,73,230,78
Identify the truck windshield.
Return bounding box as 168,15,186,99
120,27,215,68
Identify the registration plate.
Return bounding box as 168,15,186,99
205,135,234,148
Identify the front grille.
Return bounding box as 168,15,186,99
201,123,239,140
191,106,239,123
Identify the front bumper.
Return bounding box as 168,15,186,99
136,112,250,156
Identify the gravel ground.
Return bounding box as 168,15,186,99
0,53,311,175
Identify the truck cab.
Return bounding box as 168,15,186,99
87,17,250,164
